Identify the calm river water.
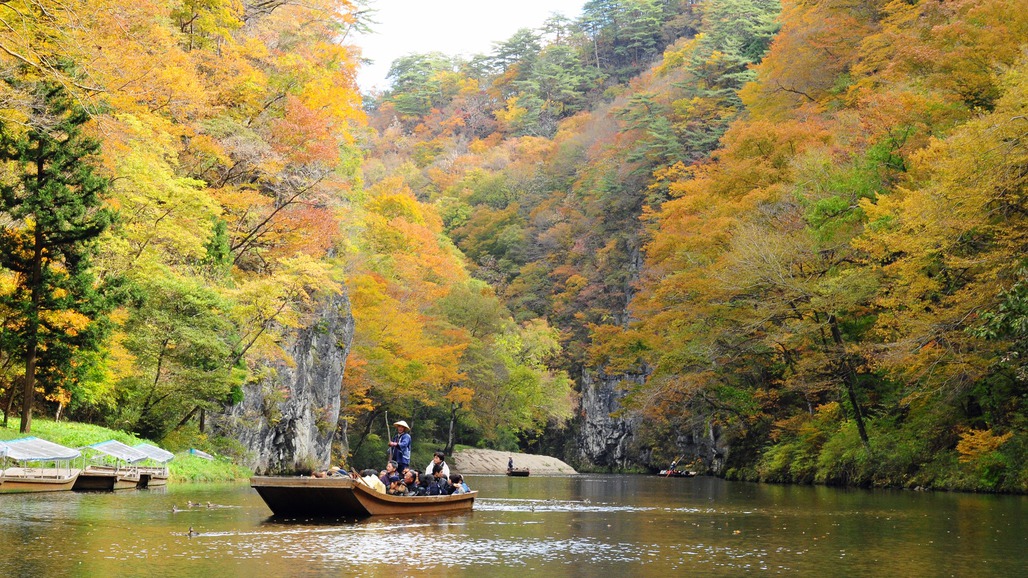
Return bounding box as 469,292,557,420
0,474,1023,576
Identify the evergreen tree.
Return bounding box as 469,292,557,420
0,80,117,433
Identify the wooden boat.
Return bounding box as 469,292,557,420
506,467,530,477
251,475,477,518
138,467,169,488
133,443,174,488
73,465,141,491
658,469,697,478
1,437,81,493
1,467,80,493
74,440,148,491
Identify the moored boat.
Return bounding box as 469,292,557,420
506,468,530,477
0,437,81,493
133,443,174,487
251,475,477,518
74,440,149,491
73,465,142,491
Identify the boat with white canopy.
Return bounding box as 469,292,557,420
73,440,148,491
133,443,174,487
0,437,81,493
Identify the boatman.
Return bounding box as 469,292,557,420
389,420,412,473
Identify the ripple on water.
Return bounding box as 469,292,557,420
198,525,645,568
476,497,657,514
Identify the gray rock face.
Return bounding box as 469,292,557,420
211,292,354,474
577,369,730,473
577,369,646,469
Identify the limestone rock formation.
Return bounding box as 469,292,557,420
577,369,646,469
210,292,354,474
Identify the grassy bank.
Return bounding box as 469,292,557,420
0,418,252,483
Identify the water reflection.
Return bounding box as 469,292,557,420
0,475,1024,576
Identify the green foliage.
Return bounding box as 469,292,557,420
116,274,241,440
0,417,250,482
0,417,145,448
0,78,120,433
166,453,251,483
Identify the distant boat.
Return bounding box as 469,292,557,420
506,467,530,477
0,437,81,493
658,469,696,478
251,476,477,518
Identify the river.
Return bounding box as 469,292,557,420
0,474,1023,576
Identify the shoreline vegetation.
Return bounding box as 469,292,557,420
1,418,1024,494
0,418,251,483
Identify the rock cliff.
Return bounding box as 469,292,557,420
210,291,354,474
576,369,730,473
577,369,646,469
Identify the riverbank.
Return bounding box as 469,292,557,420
452,448,577,475
0,418,251,483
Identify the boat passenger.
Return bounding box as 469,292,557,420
450,474,471,494
508,457,514,472
379,460,401,486
415,470,437,496
424,451,450,480
387,480,408,496
388,421,412,473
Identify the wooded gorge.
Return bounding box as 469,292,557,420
0,0,1025,492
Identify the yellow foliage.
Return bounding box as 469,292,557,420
956,429,1014,463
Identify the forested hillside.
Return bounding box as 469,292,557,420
0,0,372,439
0,0,1025,492
0,0,574,462
363,0,1027,492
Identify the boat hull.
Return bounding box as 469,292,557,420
0,468,80,493
251,476,476,518
506,468,530,477
138,467,169,488
73,467,141,491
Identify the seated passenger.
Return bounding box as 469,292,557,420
450,474,471,494
387,480,408,496
424,451,451,480
415,470,436,496
311,465,345,478
379,460,401,486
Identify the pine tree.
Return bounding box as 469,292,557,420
0,80,117,433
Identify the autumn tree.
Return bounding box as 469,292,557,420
117,275,241,439
0,80,117,433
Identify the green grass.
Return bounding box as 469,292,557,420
0,417,252,483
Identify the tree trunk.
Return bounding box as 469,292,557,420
828,314,870,448
3,383,18,428
349,409,382,458
445,402,457,456
20,227,44,434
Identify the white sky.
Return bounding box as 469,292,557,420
353,0,588,92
